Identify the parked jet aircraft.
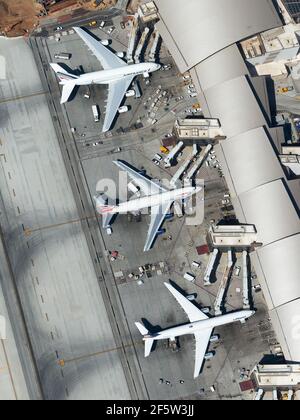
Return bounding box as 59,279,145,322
50,27,160,132
94,160,202,252
136,282,255,378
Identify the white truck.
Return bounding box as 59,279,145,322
184,272,196,283
118,106,129,114
92,105,100,122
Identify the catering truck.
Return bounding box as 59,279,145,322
92,105,100,122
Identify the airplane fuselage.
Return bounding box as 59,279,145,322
70,62,160,86
96,186,199,215
147,310,254,341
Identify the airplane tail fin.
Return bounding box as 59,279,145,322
135,322,149,336
135,322,155,357
94,195,115,229
50,63,78,104
50,63,78,84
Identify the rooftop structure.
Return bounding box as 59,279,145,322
252,363,300,389
138,1,158,23
280,144,300,175
174,118,225,141
155,0,300,363
241,24,300,77
207,224,259,250
281,0,300,23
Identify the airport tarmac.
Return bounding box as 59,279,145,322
80,146,273,399
33,21,274,399
0,19,275,401
0,37,132,400
0,264,31,400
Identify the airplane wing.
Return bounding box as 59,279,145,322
144,201,173,252
73,27,125,70
193,329,213,378
164,283,209,323
113,160,167,195
102,76,135,132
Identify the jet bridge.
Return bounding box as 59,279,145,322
164,141,185,168
134,27,150,63
242,250,250,309
149,29,161,62
170,145,198,188
127,14,139,64
203,248,219,286
214,250,233,316
184,144,212,183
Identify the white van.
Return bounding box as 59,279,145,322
192,261,201,269
235,266,241,277
118,106,129,113
92,105,100,122
106,227,113,236
204,352,215,361
184,273,196,283
125,89,136,98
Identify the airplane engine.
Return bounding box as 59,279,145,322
143,71,150,78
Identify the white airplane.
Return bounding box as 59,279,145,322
94,160,202,252
50,27,160,132
136,282,255,378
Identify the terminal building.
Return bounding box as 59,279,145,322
280,144,300,175
155,0,300,363
207,224,260,252
281,0,300,22
174,118,225,142
138,1,159,23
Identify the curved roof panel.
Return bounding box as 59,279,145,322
221,127,285,195
193,44,249,92
239,180,300,246
155,0,282,72
204,76,267,138
270,299,300,362
256,234,300,308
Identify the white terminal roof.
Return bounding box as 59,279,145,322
204,76,267,138
221,127,284,196
238,180,300,245
155,0,300,362
155,0,282,72
190,44,249,92
209,224,258,247
254,234,300,309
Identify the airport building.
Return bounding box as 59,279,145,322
155,0,300,363
281,0,300,22
207,224,259,252
252,363,300,391
138,1,159,23
174,118,225,142
280,144,300,175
